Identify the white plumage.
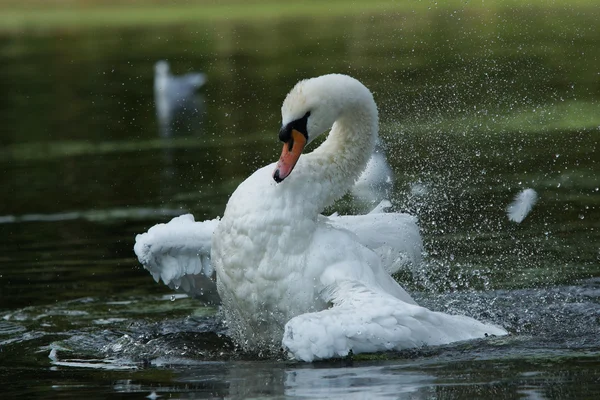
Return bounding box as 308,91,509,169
133,201,418,305
135,74,507,362
134,215,221,304
507,188,538,223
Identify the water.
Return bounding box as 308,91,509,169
1,3,599,398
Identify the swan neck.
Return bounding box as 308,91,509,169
305,106,378,210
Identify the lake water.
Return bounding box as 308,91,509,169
1,4,599,399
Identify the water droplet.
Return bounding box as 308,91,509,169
170,295,176,302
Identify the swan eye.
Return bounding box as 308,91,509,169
279,111,311,142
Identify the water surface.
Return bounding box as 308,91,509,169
1,4,599,399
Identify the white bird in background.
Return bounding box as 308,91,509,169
154,60,207,136
135,74,507,362
507,188,538,223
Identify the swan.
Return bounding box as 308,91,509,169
135,74,507,361
154,60,206,136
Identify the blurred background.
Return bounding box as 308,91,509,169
0,0,599,398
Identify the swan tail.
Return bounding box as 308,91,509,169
283,280,507,362
133,214,221,304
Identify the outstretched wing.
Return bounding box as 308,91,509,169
134,214,221,304
283,278,507,362
327,201,423,273
134,201,420,304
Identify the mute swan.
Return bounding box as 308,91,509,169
135,74,507,361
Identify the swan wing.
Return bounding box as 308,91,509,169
327,202,423,273
283,278,507,362
134,214,220,304
350,150,393,202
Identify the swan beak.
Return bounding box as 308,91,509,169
273,129,307,183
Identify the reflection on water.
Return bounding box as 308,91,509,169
283,365,435,399
0,2,599,399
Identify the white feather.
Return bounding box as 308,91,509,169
507,188,538,223
134,214,221,304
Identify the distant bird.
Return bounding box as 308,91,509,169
351,139,394,203
154,60,207,136
507,188,538,223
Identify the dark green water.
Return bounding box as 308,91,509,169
1,5,599,399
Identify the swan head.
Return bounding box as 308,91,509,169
273,74,375,183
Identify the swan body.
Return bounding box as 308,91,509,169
135,74,507,361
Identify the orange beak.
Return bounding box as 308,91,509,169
273,129,307,183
